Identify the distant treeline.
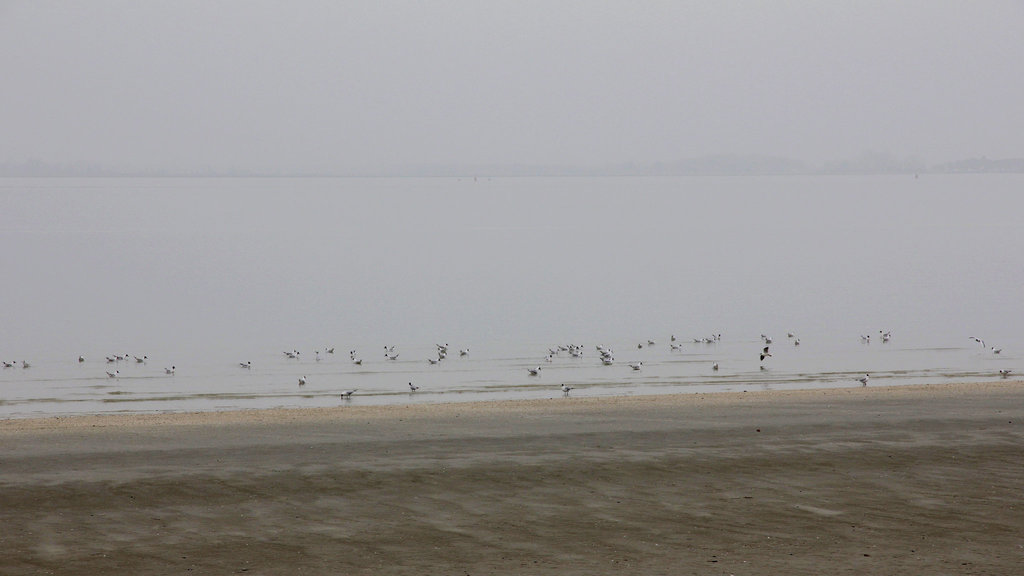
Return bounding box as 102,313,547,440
3,155,1024,177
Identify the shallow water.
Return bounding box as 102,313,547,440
1,175,1021,417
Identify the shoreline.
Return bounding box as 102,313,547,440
2,379,1021,433
4,378,1023,574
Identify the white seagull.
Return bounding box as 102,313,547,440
78,355,85,363
165,366,176,375
298,375,307,386
239,361,252,369
991,347,1002,354
408,382,419,391
760,346,772,362
561,384,574,396
340,389,357,399
857,373,870,386
528,366,542,376
998,369,1012,377
629,361,643,371
106,370,119,378
712,362,719,371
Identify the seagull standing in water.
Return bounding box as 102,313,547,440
561,384,574,397
528,366,542,376
857,373,870,386
239,361,252,369
106,370,119,378
339,389,357,399
165,366,176,375
408,382,419,392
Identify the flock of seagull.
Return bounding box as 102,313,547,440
3,331,1015,402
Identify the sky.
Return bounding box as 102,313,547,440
1,1,1022,173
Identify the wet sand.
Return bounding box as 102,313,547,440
2,382,1023,575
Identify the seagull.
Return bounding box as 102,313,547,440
326,347,335,354
339,389,357,399
528,366,542,376
239,361,252,369
408,382,419,391
315,350,321,362
106,370,119,378
712,362,719,371
459,348,469,356
78,355,85,363
22,360,31,369
427,357,439,365
999,369,1012,377
165,366,175,375
969,336,985,347
860,334,871,343
561,384,574,396
880,330,892,342
106,356,117,363
2,361,14,368
386,352,400,361
298,375,307,386
794,339,801,346
760,346,772,362
991,347,1002,354
856,373,870,386
134,355,147,363
629,361,643,371
352,358,363,365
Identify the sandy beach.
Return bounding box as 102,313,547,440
2,382,1023,575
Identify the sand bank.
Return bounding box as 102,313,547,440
2,381,1023,574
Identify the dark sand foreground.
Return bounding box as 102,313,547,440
2,382,1023,575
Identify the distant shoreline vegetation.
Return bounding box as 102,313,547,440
3,155,1024,178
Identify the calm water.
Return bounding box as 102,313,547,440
1,175,1021,417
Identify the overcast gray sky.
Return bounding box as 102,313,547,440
1,1,1021,173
